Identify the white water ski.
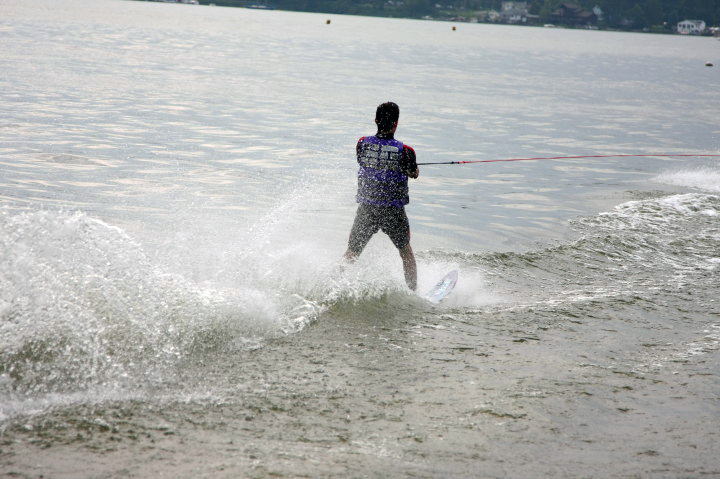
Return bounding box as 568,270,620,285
423,270,458,304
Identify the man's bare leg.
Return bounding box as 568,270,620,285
399,243,417,291
343,249,358,262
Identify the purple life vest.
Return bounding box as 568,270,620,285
355,135,409,208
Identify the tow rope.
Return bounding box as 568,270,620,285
417,153,720,166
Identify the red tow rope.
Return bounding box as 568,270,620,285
417,154,720,166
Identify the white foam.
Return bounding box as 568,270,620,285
0,208,331,407
654,167,720,193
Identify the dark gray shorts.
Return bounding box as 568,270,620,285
347,203,410,254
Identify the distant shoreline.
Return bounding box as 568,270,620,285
134,0,720,37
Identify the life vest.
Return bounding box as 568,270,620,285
355,135,409,207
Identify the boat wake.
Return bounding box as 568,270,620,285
2,166,718,420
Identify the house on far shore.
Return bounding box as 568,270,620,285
486,10,501,22
500,2,539,24
677,20,706,35
551,3,597,27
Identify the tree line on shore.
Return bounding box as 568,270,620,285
204,0,719,31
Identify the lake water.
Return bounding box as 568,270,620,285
1,0,719,477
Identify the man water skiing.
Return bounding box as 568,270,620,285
343,101,420,291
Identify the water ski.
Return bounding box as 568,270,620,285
423,270,458,304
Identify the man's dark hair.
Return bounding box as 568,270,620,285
375,101,400,132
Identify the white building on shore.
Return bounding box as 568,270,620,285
677,19,706,35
